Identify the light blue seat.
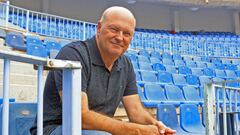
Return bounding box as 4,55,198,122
172,54,182,60
236,70,240,77
199,76,211,86
211,58,221,64
180,104,205,134
137,55,150,63
185,75,200,87
215,63,225,70
174,60,185,66
196,61,207,68
221,59,232,64
206,62,216,69
26,35,43,47
191,68,203,76
215,69,226,78
157,104,194,135
172,74,187,86
157,71,172,84
178,66,191,75
232,59,240,65
0,103,37,135
138,62,153,71
162,52,172,59
150,51,161,58
162,59,174,66
164,85,186,106
225,70,237,79
140,71,158,83
143,84,167,107
138,50,150,58
185,61,197,68
152,63,165,71
150,57,161,64
5,32,26,51
182,86,203,105
125,53,137,62
182,56,192,61
165,66,177,74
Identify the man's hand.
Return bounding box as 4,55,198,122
154,121,176,135
136,125,160,135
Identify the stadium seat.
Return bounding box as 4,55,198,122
172,54,182,60
211,58,222,64
0,103,37,135
172,74,187,86
138,62,153,71
164,85,186,106
137,55,150,63
203,68,215,77
132,62,139,70
162,52,172,59
5,32,26,51
196,61,207,68
231,59,240,65
185,61,197,68
27,44,48,58
26,36,43,47
215,63,225,70
206,62,216,69
143,84,167,107
44,37,57,43
178,66,191,75
199,76,211,86
162,59,173,66
157,71,173,84
221,59,232,64
191,68,204,76
192,56,202,62
152,63,165,71
236,70,240,77
150,57,161,64
225,64,237,70
165,66,177,74
45,41,62,53
185,74,200,87
225,70,237,79
150,51,161,58
180,104,205,134
157,104,193,135
215,69,226,78
125,53,137,62
140,71,158,83
138,50,150,58
182,86,203,104
182,56,192,61
174,60,185,66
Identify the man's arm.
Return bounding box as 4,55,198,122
59,91,161,135
122,94,176,134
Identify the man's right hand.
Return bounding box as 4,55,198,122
137,125,161,135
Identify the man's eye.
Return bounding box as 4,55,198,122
110,27,118,32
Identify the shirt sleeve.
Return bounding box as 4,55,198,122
53,43,89,92
123,58,138,96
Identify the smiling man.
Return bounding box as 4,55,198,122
31,6,176,135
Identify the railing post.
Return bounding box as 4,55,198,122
222,82,227,135
205,83,216,135
37,65,44,135
83,22,86,40
62,68,82,135
26,10,29,33
2,59,10,135
5,1,9,28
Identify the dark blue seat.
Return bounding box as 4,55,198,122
178,66,191,75
180,104,205,134
215,63,225,70
157,71,172,84
26,35,43,47
0,103,37,135
157,104,194,135
185,75,200,87
27,44,48,58
152,63,165,71
5,32,26,51
182,86,203,104
225,64,237,71
143,84,167,107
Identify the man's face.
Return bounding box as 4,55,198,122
97,13,135,57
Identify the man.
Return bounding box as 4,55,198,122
31,6,176,135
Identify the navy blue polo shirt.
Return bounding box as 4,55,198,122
31,36,137,135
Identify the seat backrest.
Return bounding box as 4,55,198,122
225,70,237,78
157,71,172,84
180,104,202,128
178,66,191,75
5,32,25,51
150,57,161,64
182,86,201,101
26,35,43,47
137,55,150,63
0,103,37,135
196,61,207,68
150,51,161,58
215,63,225,70
225,64,237,70
199,76,211,86
215,69,226,78
26,44,48,58
162,59,173,66
174,60,185,66
137,86,146,101
172,74,187,86
144,84,167,101
185,61,197,68
138,62,153,71
138,50,150,58
152,63,165,71
185,75,199,86
165,66,177,74
191,68,203,76
162,52,172,59
140,71,157,82
172,54,182,60
157,104,178,128
203,68,215,77
164,85,185,101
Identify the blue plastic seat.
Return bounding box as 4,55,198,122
138,62,153,71
150,51,161,58
162,59,174,66
215,69,226,78
172,74,187,86
203,68,215,77
172,54,182,60
236,70,240,77
196,61,207,68
45,41,62,53
26,36,43,47
137,55,150,63
225,70,237,79
182,86,203,104
138,50,150,58
5,32,26,51
44,37,57,43
26,44,48,58
165,66,177,74
193,56,202,62
191,68,203,76
150,57,161,64
183,56,192,61
162,52,172,59
164,85,186,106
185,61,197,68
157,71,172,84
180,104,205,134
178,66,191,75
140,71,158,83
221,59,232,64
152,63,165,71
232,59,240,65
143,84,167,107
125,53,137,62
225,64,237,70
186,75,200,87
199,76,211,86
215,63,225,70
0,103,37,135
174,60,185,66
157,104,193,135
211,58,222,64
206,62,216,69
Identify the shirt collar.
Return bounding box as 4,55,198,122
87,36,125,70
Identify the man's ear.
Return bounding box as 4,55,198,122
97,21,102,35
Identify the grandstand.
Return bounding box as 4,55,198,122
0,0,240,135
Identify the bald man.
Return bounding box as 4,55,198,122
30,6,176,135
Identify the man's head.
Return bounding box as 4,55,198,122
96,6,136,59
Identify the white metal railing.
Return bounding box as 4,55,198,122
0,49,82,135
205,79,240,135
